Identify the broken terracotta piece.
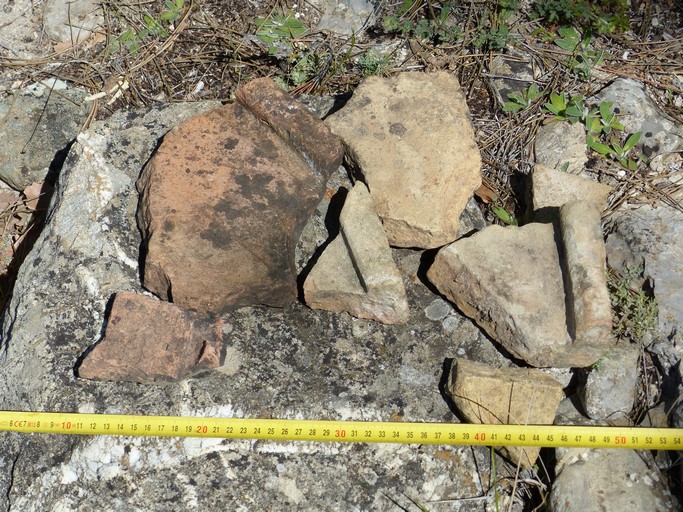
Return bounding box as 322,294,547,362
78,292,227,383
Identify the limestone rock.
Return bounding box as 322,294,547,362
489,52,534,105
428,220,611,368
531,163,611,221
137,78,343,313
534,121,588,174
446,358,564,469
43,0,102,46
594,78,683,158
0,99,498,508
560,200,613,346
78,292,226,383
551,448,678,511
606,206,683,333
579,343,639,421
0,86,90,190
304,182,409,324
326,71,481,249
316,0,376,35
0,0,45,59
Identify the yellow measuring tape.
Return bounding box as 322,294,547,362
1,411,681,450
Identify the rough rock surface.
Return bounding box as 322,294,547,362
550,447,677,511
428,222,610,368
43,0,102,46
0,100,512,511
315,0,376,35
489,51,534,105
531,163,611,220
78,292,227,383
606,205,683,334
446,358,563,469
326,71,482,248
594,78,683,158
551,396,679,511
304,182,409,324
0,0,46,59
138,78,343,313
560,200,613,346
579,343,639,421
534,121,588,174
0,85,90,190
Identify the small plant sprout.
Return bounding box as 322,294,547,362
108,0,185,55
502,83,544,113
543,92,590,124
491,204,518,226
585,101,625,134
553,26,604,79
357,50,392,77
255,13,306,56
608,265,658,342
383,1,462,43
587,131,642,170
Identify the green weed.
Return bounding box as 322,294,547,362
553,26,604,79
587,131,641,170
608,265,658,342
502,83,544,113
357,50,392,77
383,1,462,44
541,92,642,170
531,0,630,34
108,0,185,55
255,13,306,56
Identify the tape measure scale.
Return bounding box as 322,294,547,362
1,411,681,450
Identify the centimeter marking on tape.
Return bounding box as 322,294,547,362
0,411,681,450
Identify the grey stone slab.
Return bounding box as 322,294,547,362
0,86,90,190
607,205,683,334
0,99,505,511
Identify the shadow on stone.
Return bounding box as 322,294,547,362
438,357,459,418
73,294,118,377
0,148,59,322
297,187,348,302
417,248,442,295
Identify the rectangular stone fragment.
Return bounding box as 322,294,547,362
447,358,564,469
560,200,613,346
303,182,409,324
532,163,611,221
235,77,344,183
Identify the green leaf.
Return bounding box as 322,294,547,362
587,117,602,133
555,26,580,51
503,101,523,113
623,132,641,152
492,206,517,226
587,134,613,156
565,105,584,118
599,101,613,120
550,91,566,108
160,10,178,21
507,93,525,103
527,83,542,100
119,29,135,42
